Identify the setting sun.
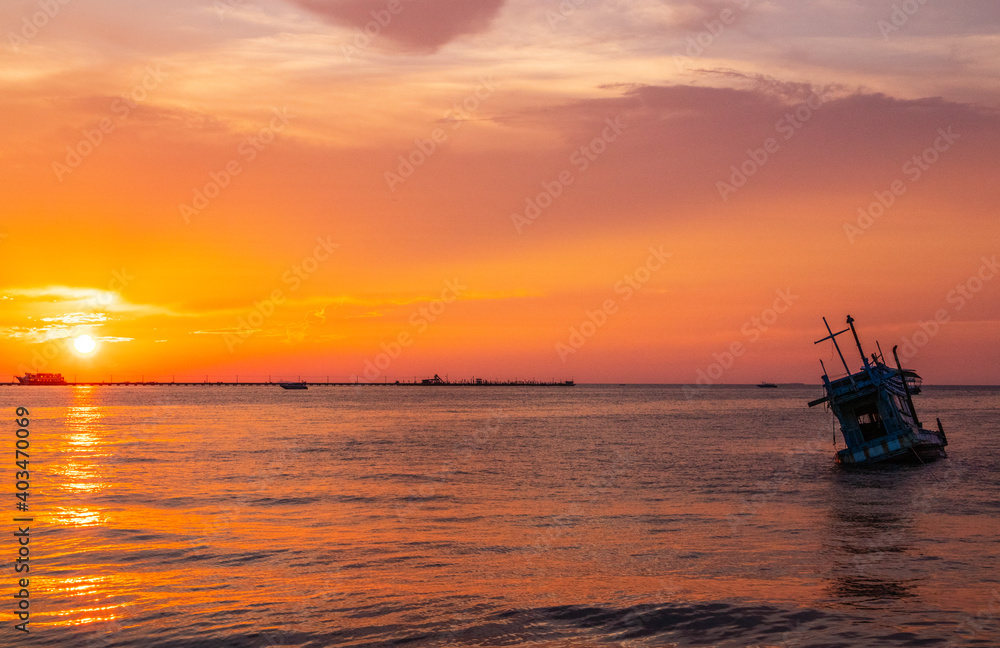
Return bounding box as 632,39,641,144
0,2,998,647
0,0,997,387
74,335,97,354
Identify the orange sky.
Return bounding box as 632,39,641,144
1,0,999,383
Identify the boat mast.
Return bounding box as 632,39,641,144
815,317,856,386
892,345,921,427
845,315,870,369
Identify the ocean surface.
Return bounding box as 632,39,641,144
2,384,998,648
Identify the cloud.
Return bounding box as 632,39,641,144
465,78,1000,254
0,325,131,345
40,313,111,325
2,286,174,316
0,327,77,344
290,0,507,52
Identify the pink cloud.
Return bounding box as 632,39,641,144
291,0,506,52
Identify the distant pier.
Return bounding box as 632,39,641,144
3,377,575,387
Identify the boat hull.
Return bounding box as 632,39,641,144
835,428,947,466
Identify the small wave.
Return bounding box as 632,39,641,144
479,602,957,647
218,549,289,566
247,496,322,506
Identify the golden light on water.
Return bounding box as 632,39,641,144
49,506,106,527
58,390,111,509
48,576,124,628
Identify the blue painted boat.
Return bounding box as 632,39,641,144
808,315,948,466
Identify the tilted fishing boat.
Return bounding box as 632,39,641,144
808,315,948,466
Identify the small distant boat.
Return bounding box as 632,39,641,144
278,382,308,390
16,372,67,385
808,315,948,466
757,381,778,388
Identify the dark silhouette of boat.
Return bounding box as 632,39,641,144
16,372,67,385
757,381,778,388
808,315,947,465
417,374,574,386
278,382,308,390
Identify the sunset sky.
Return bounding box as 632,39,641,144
1,0,998,383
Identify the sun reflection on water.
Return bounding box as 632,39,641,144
49,505,106,527
48,576,124,627
55,387,112,516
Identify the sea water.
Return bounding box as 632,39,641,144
2,384,998,647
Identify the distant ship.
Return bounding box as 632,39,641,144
808,315,947,466
16,372,67,385
757,381,778,388
417,374,575,386
278,382,308,390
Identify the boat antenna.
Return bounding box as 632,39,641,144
892,345,921,427
815,317,855,385
875,340,885,364
845,315,870,369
